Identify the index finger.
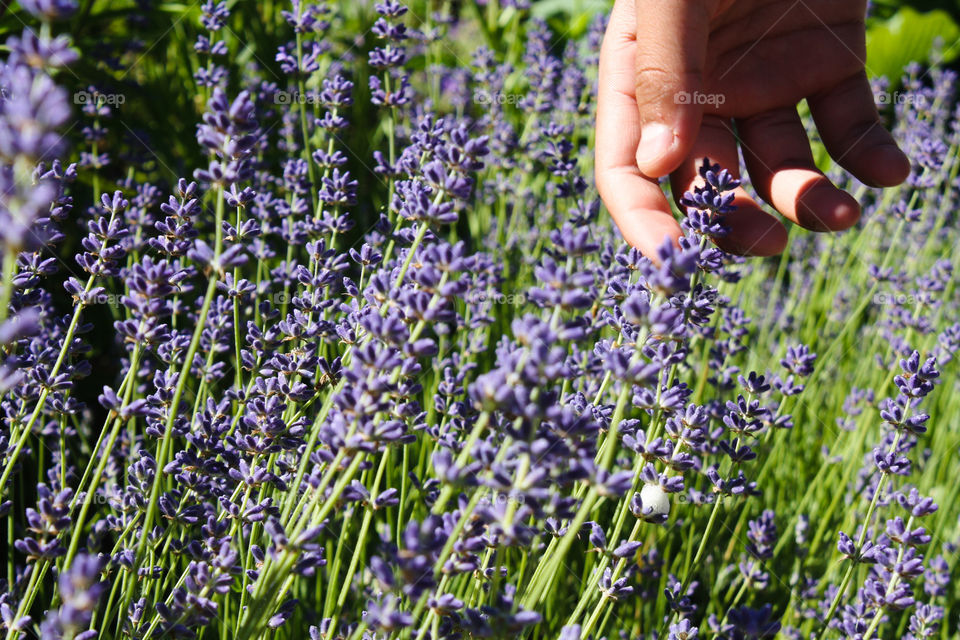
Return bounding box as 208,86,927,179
595,0,682,257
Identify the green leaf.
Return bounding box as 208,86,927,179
530,0,608,38
866,7,960,82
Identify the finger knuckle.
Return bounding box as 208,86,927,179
634,67,702,110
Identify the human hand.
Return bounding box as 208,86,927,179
595,0,911,257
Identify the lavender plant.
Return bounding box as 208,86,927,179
0,1,958,639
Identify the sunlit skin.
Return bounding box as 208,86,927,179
595,0,912,257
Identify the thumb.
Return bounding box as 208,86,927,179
634,0,711,177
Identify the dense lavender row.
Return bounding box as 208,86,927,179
1,0,958,638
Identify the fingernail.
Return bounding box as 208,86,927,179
635,123,676,170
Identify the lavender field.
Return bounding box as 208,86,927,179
0,0,959,638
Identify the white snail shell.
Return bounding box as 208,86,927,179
640,483,670,517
